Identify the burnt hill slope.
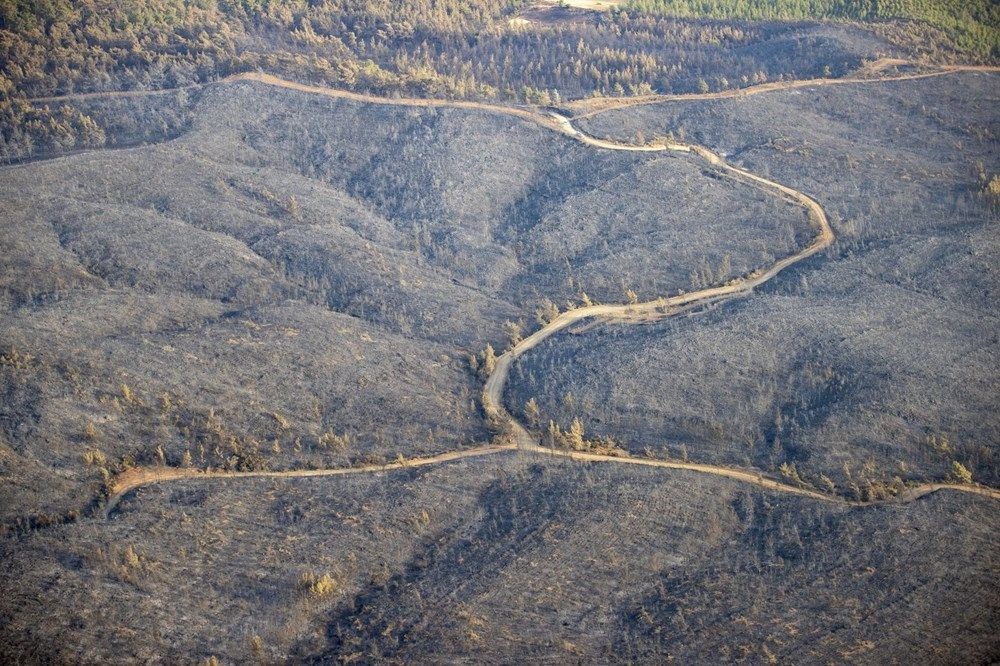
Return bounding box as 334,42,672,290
508,72,1000,490
0,80,807,521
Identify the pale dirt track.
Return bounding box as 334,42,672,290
565,61,1000,117
26,58,1000,124
35,68,997,514
103,442,517,517
520,445,1000,505
28,72,564,134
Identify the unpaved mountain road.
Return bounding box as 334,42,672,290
26,58,1000,125
519,445,1000,505
27,71,564,133
103,442,518,517
19,66,998,516
565,60,1000,117
483,113,830,446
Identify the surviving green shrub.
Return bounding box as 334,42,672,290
299,572,338,600
547,419,625,455
82,448,105,466
503,321,523,349
481,344,497,376
948,461,974,484
524,398,541,428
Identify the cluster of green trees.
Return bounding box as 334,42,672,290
0,0,825,99
0,98,105,158
626,0,1000,58
0,0,992,159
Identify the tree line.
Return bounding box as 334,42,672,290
0,0,985,159
627,0,999,58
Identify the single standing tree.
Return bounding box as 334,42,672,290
481,344,497,376
503,321,523,349
524,398,540,429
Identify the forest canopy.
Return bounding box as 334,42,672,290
626,0,1000,58
0,0,995,160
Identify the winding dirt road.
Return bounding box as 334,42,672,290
35,67,998,514
483,120,831,398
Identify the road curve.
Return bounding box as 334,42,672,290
484,113,830,447
40,70,995,514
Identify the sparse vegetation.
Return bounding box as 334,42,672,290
778,461,804,486
82,447,105,467
299,571,339,600
481,344,498,377
0,9,996,664
524,398,541,429
249,635,264,660
978,170,1000,211
949,461,974,484
502,321,524,349
512,69,1000,494
546,418,627,456
318,430,351,452
535,299,561,326
123,543,141,569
